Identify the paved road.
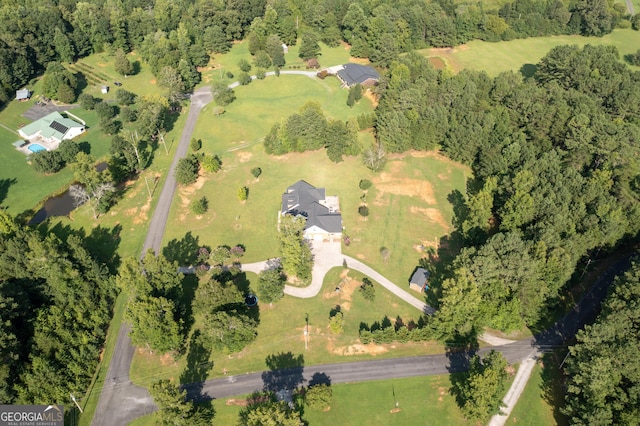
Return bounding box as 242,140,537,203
92,87,213,426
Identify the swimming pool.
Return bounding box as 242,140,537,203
28,143,47,153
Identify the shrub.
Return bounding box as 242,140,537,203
190,137,202,151
226,71,234,79
255,69,266,80
175,154,200,185
191,197,208,214
237,59,251,72
359,179,372,190
119,107,137,122
238,72,252,85
212,83,235,106
78,93,97,110
359,329,372,344
116,88,136,105
201,154,221,173
95,101,116,120
254,51,272,69
56,83,76,103
358,205,369,217
329,311,344,334
58,140,80,164
31,150,64,173
357,113,375,130
100,118,121,135
237,186,249,201
251,167,262,178
359,277,375,302
624,49,640,66
305,384,332,410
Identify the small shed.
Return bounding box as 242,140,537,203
282,43,288,54
409,268,430,293
15,88,31,101
12,140,27,148
101,86,109,94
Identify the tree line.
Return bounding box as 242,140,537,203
0,0,632,106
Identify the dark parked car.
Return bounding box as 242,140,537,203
114,81,122,86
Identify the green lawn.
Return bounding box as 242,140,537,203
129,374,471,426
130,267,444,387
69,51,163,101
423,29,640,77
508,363,559,426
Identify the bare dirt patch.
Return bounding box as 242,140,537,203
373,168,436,205
363,89,378,107
322,271,361,308
226,399,248,407
149,79,157,85
236,151,253,163
177,175,208,222
159,352,176,366
332,343,388,356
409,206,451,231
133,203,150,225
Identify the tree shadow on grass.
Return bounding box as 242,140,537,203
446,330,480,411
163,231,200,265
539,351,570,425
181,330,214,402
0,178,16,205
520,63,538,79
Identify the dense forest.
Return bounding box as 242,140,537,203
0,212,115,404
563,261,640,424
370,45,640,335
0,0,633,105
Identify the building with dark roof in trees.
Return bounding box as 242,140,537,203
281,180,342,242
334,64,379,88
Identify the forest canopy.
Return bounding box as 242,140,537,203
0,0,630,105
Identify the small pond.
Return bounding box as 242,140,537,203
28,162,108,225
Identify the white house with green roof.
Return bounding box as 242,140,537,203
18,112,85,147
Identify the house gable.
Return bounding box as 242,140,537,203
336,64,379,88
18,112,85,144
281,180,342,235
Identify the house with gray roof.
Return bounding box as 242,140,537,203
281,180,342,242
409,267,430,293
17,111,85,148
335,64,379,88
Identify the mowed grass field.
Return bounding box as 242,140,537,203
130,267,443,387
163,74,467,287
421,29,640,77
